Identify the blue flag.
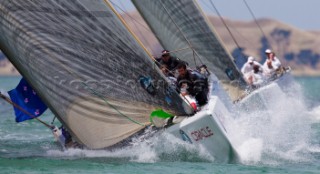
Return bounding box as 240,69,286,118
8,78,47,122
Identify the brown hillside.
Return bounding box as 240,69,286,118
208,16,320,76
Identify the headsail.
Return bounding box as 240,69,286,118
0,0,192,149
132,0,247,100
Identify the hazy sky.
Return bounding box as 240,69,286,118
199,0,320,31
112,0,320,31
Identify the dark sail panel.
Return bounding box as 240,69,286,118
132,0,246,100
0,0,192,148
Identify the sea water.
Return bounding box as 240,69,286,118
0,76,319,174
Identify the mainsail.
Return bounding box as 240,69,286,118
0,0,192,149
132,0,247,100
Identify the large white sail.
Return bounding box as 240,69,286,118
0,0,193,149
132,0,247,100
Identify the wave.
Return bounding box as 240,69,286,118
309,105,320,120
227,80,316,165
46,130,215,163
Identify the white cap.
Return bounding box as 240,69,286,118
265,49,272,54
248,56,254,63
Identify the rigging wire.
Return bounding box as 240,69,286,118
208,0,242,52
243,0,267,40
206,0,247,98
110,0,156,54
159,0,205,67
243,0,273,51
199,0,256,49
228,26,257,50
107,1,152,33
200,0,265,54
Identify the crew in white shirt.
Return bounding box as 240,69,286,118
248,64,266,88
241,56,263,83
263,49,282,77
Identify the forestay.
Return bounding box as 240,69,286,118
132,0,246,100
0,0,192,149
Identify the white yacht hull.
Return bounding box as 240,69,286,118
165,95,239,163
239,72,296,111
163,72,294,163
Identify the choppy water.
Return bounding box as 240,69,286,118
0,76,319,174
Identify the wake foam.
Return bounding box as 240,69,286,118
309,105,320,120
228,80,316,165
46,129,215,163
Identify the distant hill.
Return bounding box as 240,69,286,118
207,17,320,76
1,12,320,76
0,51,18,75
123,12,320,76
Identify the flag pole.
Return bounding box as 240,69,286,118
0,92,53,129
